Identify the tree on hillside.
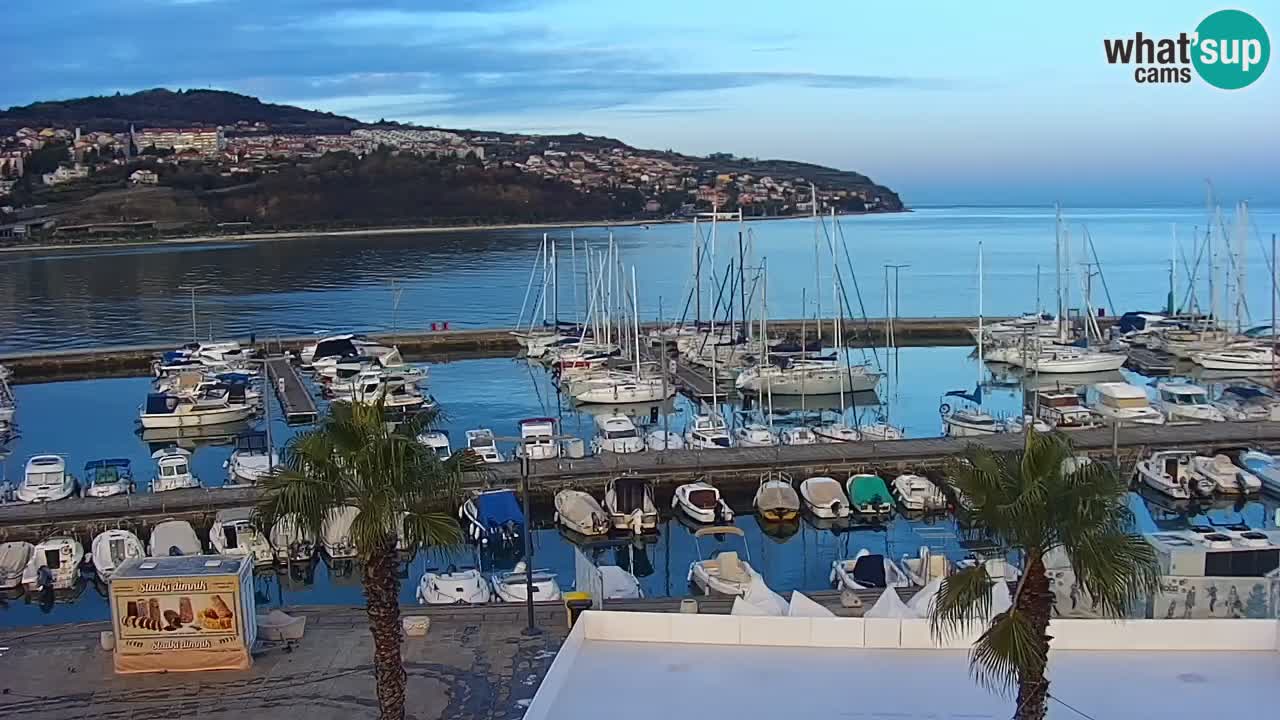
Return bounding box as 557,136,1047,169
930,430,1159,720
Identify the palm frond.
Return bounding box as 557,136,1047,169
930,564,995,641
969,609,1044,695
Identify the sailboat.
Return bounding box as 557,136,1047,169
942,241,1005,437
811,207,868,443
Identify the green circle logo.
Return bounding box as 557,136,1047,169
1193,9,1270,89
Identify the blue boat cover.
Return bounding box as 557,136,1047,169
145,393,179,414
162,350,189,362
215,373,252,384
84,458,132,471
1224,386,1268,399
476,490,525,531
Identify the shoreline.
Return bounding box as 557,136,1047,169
0,208,907,255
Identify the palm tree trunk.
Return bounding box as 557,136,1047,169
1014,554,1052,720
363,539,405,720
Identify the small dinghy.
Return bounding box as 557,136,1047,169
799,476,849,518
846,474,894,519
892,474,947,512
688,526,764,598
270,514,318,563
148,519,203,557
460,489,525,547
831,548,911,591
0,541,35,590
672,480,733,524
555,490,610,537
753,471,800,522
23,535,85,591
604,476,658,533
1189,454,1261,495
322,506,361,559
900,545,952,587
210,508,274,566
491,561,562,603
90,529,144,580
417,565,491,605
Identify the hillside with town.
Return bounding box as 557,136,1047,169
0,89,903,244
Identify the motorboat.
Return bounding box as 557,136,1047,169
688,526,763,598
148,519,204,557
1212,384,1280,422
81,458,134,498
225,431,278,486
269,514,318,563
464,428,505,463
901,546,952,587
321,506,361,559
460,489,525,546
858,422,906,441
417,565,491,604
1191,346,1279,372
813,421,861,443
514,417,560,460
139,389,254,428
799,476,849,518
491,561,562,603
604,476,659,533
644,430,684,451
597,565,643,600
1135,450,1212,499
591,414,645,454
17,454,77,503
209,508,275,566
831,548,911,591
575,377,672,404
1189,454,1262,495
754,471,800,522
779,426,818,445
892,474,947,512
555,490,610,536
0,541,34,590
734,358,880,395
846,474,894,518
416,430,452,460
22,536,85,591
672,480,733,524
1031,389,1098,430
90,529,144,580
684,412,732,449
1153,328,1232,359
734,423,779,447
941,407,1004,437
150,447,201,492
1088,382,1166,425
1151,381,1226,423
1240,451,1280,494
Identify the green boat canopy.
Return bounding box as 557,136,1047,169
846,474,893,510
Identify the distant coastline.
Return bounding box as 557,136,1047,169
0,208,908,255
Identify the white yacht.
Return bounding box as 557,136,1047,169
1212,384,1280,422
672,480,733,524
90,529,144,580
0,542,34,590
734,358,879,395
1088,382,1166,425
210,508,275,566
591,414,644,454
515,417,560,460
150,448,201,492
1135,450,1212,499
492,561,562,603
858,422,906,441
23,536,84,591
148,519,204,557
464,428,505,463
1031,389,1097,430
17,455,77,503
416,430,452,460
644,430,684,451
813,422,861,443
684,413,732,449
941,407,1004,437
798,476,849,519
1151,381,1225,423
1021,346,1127,374
892,474,947,512
604,476,658,533
225,431,278,486
1189,454,1262,495
139,390,254,428
81,458,134,498
322,506,361,559
575,377,672,404
734,423,778,447
1191,346,1276,371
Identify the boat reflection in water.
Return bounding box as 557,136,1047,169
140,419,253,452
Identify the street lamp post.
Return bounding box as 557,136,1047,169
518,448,539,636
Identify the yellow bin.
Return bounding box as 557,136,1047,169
564,591,593,627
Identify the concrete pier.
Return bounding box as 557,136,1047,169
265,356,318,424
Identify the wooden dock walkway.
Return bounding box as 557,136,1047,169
265,356,318,424
1126,348,1177,375
5,420,1280,534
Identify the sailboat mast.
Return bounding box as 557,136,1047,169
978,241,985,382
693,217,701,327
632,267,641,381
710,204,718,334
550,235,558,326
1054,204,1063,340
1170,223,1178,315
812,184,821,339
832,210,845,419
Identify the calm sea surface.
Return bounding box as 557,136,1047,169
1,348,1274,628
0,205,1277,353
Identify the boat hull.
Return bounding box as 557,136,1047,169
140,404,254,428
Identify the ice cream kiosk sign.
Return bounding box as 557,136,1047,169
109,555,257,674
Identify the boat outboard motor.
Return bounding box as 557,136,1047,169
832,501,843,516
35,565,53,591
168,545,185,557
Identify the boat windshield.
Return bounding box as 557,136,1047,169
605,429,638,439
1164,391,1206,405
688,489,719,509
161,462,189,477
28,471,64,486
1103,396,1149,409
468,437,493,449
91,467,122,485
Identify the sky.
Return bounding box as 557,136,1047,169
3,0,1277,206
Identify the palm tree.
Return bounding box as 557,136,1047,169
256,398,475,720
930,430,1158,720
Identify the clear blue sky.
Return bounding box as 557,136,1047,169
4,0,1276,206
